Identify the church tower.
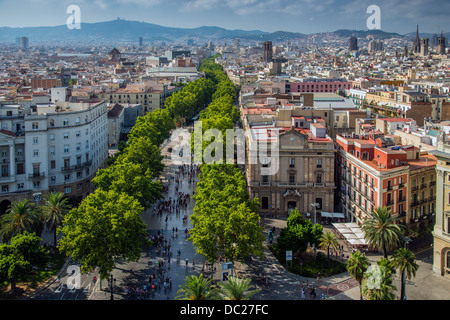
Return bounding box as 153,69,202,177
413,25,421,54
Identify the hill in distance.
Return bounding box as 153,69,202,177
0,18,405,43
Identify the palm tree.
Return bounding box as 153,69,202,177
175,274,217,300
216,276,261,300
0,199,37,243
361,207,404,259
319,231,340,266
361,259,396,300
41,192,71,247
391,248,419,300
346,251,369,300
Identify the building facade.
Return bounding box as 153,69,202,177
336,132,436,227
245,124,336,217
0,100,108,212
430,134,450,278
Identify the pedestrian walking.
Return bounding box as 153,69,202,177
301,287,305,299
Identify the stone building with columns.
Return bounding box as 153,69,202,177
244,119,336,217
429,133,450,278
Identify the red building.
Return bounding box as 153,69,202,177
335,131,436,226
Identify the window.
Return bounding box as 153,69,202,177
33,150,39,157
77,183,82,191
316,173,322,184
49,147,55,155
1,185,8,192
17,183,24,190
289,173,295,184
64,145,70,153
51,176,56,183
49,119,55,127
63,119,69,126
33,137,38,144
76,143,81,151
33,181,41,188
50,160,56,169
290,158,295,168
64,133,69,139
316,159,322,168
16,163,24,174
76,131,81,137
64,186,71,194
75,117,80,125
64,174,71,181
261,197,269,209
49,134,55,141
32,122,39,129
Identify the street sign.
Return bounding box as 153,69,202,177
286,250,292,261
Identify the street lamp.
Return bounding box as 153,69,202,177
311,203,320,260
107,274,116,300
401,236,412,300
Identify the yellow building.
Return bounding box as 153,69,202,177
99,85,179,114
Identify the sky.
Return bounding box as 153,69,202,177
0,0,448,35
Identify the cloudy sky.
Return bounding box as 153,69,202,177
0,0,448,34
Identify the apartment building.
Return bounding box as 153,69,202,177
0,100,108,212
99,84,178,114
285,78,352,94
336,131,436,227
363,87,450,125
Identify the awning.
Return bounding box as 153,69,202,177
320,212,345,218
332,222,367,246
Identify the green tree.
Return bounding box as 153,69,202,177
175,274,217,300
0,200,38,243
93,160,162,209
319,231,340,266
0,232,48,292
361,258,396,300
276,208,323,254
216,275,261,300
391,248,419,300
41,192,71,247
362,207,404,259
117,136,165,179
346,251,369,300
190,164,264,264
57,189,148,280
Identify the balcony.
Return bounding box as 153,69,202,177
28,172,45,180
398,197,405,203
385,200,394,206
420,184,427,189
412,186,419,192
61,161,92,172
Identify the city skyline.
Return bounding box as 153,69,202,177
0,0,448,35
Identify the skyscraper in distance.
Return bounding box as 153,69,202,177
348,36,358,51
